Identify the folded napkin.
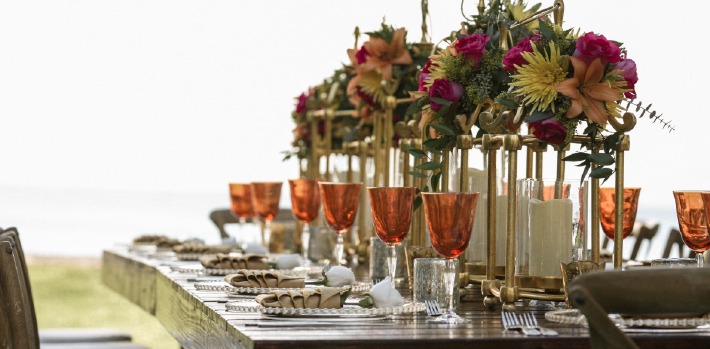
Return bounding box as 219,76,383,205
172,243,232,254
225,270,305,288
255,287,344,309
199,253,269,270
133,235,180,248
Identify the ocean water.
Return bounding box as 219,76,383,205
0,185,687,260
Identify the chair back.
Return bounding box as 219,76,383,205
569,267,710,349
0,227,40,349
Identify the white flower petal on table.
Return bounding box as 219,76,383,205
370,277,404,307
326,266,356,287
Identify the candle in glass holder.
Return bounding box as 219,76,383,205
529,198,573,277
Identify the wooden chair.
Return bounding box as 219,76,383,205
568,267,710,349
0,227,148,349
662,228,691,258
628,222,659,261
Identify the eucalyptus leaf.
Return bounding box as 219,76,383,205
588,153,615,166
431,172,442,192
496,96,519,110
404,99,423,116
590,167,613,179
525,110,555,123
563,152,588,162
415,161,443,170
431,124,456,136
430,97,452,107
413,196,423,212
404,147,427,159
423,137,450,150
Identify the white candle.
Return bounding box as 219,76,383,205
528,198,573,277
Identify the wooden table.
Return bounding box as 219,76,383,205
102,249,710,349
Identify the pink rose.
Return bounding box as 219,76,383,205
615,58,638,99
503,35,539,71
418,60,434,91
355,45,369,65
428,78,463,111
295,93,308,114
529,118,567,145
454,34,489,61
574,32,621,64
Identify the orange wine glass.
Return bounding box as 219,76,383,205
675,191,710,267
599,187,641,240
251,182,282,253
288,179,321,262
228,183,254,248
319,182,361,266
422,192,479,324
368,187,416,288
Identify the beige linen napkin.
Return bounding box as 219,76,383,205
255,287,343,309
225,270,305,288
173,243,232,254
199,254,269,270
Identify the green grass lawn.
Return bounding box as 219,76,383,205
28,259,179,349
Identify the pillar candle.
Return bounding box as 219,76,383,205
529,198,573,277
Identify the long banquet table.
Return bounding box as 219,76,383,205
102,248,710,349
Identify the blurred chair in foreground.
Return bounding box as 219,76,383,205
0,227,148,349
569,267,710,349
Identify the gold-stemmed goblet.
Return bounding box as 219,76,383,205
251,181,282,253
228,183,255,248
288,179,321,263
319,182,361,266
422,192,479,324
368,187,416,288
674,191,710,267
599,187,641,240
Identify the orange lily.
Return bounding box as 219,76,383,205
555,57,622,126
362,28,413,80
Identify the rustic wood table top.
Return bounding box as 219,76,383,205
102,248,710,349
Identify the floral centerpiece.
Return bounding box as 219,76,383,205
285,68,360,161
498,19,667,180
406,1,669,183
346,22,430,139
406,2,542,188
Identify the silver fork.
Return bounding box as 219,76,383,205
501,312,541,336
424,300,443,316
522,312,558,336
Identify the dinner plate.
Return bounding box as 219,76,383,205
170,264,321,277
545,309,710,330
226,299,425,316
194,281,372,296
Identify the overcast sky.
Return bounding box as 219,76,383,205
0,0,705,212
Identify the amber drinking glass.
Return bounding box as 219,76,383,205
422,192,479,324
319,182,361,266
599,187,641,240
251,182,283,252
288,179,321,262
228,183,254,247
368,187,416,288
674,191,710,267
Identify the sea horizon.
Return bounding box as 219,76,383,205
1,184,685,261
